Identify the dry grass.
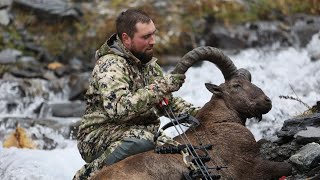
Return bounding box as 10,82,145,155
3,125,37,149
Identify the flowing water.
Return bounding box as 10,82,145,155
1,33,320,142
170,32,320,140
0,32,319,180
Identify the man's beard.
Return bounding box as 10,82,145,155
132,49,153,64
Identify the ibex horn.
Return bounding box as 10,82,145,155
171,46,238,81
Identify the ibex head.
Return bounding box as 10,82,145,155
171,46,272,124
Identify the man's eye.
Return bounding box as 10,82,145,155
143,35,150,39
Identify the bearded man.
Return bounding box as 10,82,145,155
73,8,198,179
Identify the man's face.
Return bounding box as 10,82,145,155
125,21,156,63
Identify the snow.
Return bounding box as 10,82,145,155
1,32,320,179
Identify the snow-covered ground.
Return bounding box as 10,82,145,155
0,32,319,180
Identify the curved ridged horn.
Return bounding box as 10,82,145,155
171,46,238,80
237,68,252,82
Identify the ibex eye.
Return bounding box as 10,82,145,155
232,84,241,88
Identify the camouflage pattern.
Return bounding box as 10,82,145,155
74,34,199,179
154,74,186,94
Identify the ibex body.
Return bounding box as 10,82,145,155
91,47,292,180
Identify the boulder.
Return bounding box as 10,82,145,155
0,49,22,64
289,142,320,172
0,9,10,26
12,0,82,21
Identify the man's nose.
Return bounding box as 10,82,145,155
149,34,155,45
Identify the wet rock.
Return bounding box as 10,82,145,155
41,135,58,150
306,32,320,62
69,120,80,140
0,80,26,114
50,101,86,117
68,72,90,101
290,14,320,47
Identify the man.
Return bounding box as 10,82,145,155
73,9,199,179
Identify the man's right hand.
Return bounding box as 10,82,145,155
154,74,186,94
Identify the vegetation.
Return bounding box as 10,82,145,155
0,65,11,77
3,125,37,149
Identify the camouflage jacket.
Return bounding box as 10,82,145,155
77,34,199,148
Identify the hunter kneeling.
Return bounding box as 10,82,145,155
73,9,199,180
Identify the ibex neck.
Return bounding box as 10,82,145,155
195,100,244,126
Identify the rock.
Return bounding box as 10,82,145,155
289,142,320,172
69,120,80,140
24,42,54,62
0,49,22,64
68,72,90,101
69,57,84,72
306,32,320,62
307,166,320,177
0,9,10,26
17,56,37,64
203,24,248,50
259,140,300,162
50,101,86,117
277,113,320,139
12,0,82,21
10,66,43,79
259,112,320,179
203,20,292,50
295,126,320,145
290,14,320,47
42,70,57,81
0,0,12,8
202,14,320,50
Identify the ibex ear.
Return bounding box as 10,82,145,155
205,83,222,96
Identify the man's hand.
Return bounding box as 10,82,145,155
154,74,186,94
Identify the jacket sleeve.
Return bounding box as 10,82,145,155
168,96,200,117
92,55,163,122
150,63,200,117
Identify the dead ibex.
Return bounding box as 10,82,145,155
91,46,292,180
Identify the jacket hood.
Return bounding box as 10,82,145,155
95,34,156,66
